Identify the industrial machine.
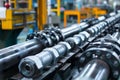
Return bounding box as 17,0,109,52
0,0,62,48
1,0,35,30
18,12,120,80
0,11,119,80
0,0,36,48
72,31,120,80
63,7,108,27
0,13,111,79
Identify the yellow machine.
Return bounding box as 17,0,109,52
63,7,107,27
0,0,35,30
0,0,61,30
64,10,81,27
1,9,36,30
0,0,59,47
92,7,107,18
0,0,36,48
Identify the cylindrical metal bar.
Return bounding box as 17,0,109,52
74,31,120,80
19,42,71,77
19,13,120,78
61,23,89,38
61,15,107,38
0,18,98,72
0,39,43,71
73,60,110,80
0,12,120,76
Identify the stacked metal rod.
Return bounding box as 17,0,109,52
19,13,120,78
26,12,117,41
73,31,120,80
0,13,112,73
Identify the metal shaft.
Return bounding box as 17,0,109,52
19,13,120,78
61,23,89,38
18,24,103,78
0,16,106,72
0,39,43,71
74,31,120,80
61,15,107,38
73,60,110,80
19,14,120,77
0,12,119,76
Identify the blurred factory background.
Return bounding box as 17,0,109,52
0,0,120,80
